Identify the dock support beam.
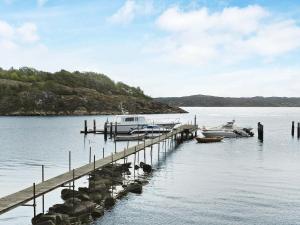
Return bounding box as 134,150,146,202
104,122,108,141
258,122,264,142
84,120,87,135
93,120,96,133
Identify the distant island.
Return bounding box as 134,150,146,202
0,67,185,115
155,94,300,107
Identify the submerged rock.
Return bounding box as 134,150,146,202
139,162,152,173
126,182,142,194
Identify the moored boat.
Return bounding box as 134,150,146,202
108,115,180,134
195,136,224,143
115,133,146,141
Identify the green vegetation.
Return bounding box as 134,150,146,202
0,67,184,115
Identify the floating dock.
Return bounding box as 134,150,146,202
0,124,197,216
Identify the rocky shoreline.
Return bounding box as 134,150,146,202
32,162,152,225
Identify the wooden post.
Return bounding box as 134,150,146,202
69,151,71,172
84,120,87,135
102,147,105,158
134,147,136,180
194,115,197,136
114,122,117,139
258,122,264,142
33,183,36,217
298,122,300,139
104,122,108,141
144,140,146,162
93,119,96,133
89,147,92,163
93,155,96,171
109,122,113,139
292,121,295,137
72,169,75,213
41,165,44,214
114,141,117,153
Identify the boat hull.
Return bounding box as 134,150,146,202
202,131,237,138
196,136,224,143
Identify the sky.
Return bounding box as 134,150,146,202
1,0,300,97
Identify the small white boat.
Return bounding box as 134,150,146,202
130,125,171,135
201,120,254,138
115,134,146,141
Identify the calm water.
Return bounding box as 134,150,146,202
1,107,300,225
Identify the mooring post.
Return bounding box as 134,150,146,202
102,147,105,158
292,121,295,137
93,119,96,133
144,139,146,162
109,122,113,139
89,147,92,164
123,148,126,165
298,122,300,139
84,120,87,135
93,155,96,172
194,115,197,136
41,165,45,214
72,169,75,213
69,151,71,172
114,122,117,140
104,122,108,141
258,122,264,142
32,182,36,217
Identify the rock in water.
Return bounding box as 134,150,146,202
126,182,142,194
139,162,152,173
104,197,116,209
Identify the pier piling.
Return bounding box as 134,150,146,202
104,122,108,141
84,120,87,135
93,120,96,133
258,122,264,142
292,121,295,137
298,122,300,139
109,122,113,139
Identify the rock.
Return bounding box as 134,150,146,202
61,189,90,201
126,182,142,194
116,189,128,199
139,162,152,173
71,201,96,216
89,193,103,203
91,207,104,219
49,204,73,215
32,213,56,225
104,197,115,209
134,165,140,170
34,221,55,225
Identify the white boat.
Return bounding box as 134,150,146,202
108,115,179,134
201,120,254,138
130,124,171,135
115,134,146,141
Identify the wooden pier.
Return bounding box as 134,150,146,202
0,124,197,216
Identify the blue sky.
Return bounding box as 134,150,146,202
1,0,300,97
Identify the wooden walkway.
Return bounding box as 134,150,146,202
0,124,197,215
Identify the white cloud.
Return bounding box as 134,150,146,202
108,0,154,24
17,22,39,43
149,5,300,65
37,0,47,7
0,20,14,39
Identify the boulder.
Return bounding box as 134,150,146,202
139,162,152,173
104,197,115,209
134,165,140,170
34,221,55,225
61,189,90,201
32,213,56,225
91,207,104,219
126,182,142,194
